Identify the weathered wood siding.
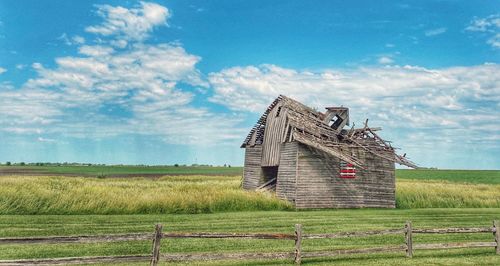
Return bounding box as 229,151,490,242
294,143,395,209
242,146,263,190
276,142,298,203
261,103,289,167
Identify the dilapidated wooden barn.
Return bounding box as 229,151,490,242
241,95,416,209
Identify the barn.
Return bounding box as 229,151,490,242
241,95,416,209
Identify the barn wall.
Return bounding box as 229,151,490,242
295,143,395,209
276,142,298,203
261,103,289,167
242,146,263,190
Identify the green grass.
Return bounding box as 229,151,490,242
0,175,292,214
396,169,500,184
1,174,500,214
0,165,243,176
396,179,500,208
1,169,500,264
0,209,499,265
2,165,499,185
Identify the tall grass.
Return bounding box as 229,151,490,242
1,175,500,214
396,179,500,208
0,175,292,214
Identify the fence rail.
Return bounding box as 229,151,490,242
0,220,498,265
0,233,152,244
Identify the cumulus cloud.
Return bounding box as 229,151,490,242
85,1,170,45
424,27,447,37
378,56,394,64
466,14,500,48
0,2,241,145
1,41,237,144
0,67,6,74
208,63,500,154
78,45,115,56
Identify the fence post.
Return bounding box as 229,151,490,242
150,224,163,266
494,220,499,255
405,221,413,258
294,224,302,265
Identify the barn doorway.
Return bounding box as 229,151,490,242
259,166,278,191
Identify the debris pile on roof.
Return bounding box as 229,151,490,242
242,95,417,169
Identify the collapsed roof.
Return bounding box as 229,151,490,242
241,95,417,169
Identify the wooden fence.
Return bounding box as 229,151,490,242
0,220,498,265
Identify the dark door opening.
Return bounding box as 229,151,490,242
259,166,278,191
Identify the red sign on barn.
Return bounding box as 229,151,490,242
340,161,356,178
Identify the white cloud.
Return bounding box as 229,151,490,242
85,1,170,43
78,45,114,56
378,56,394,64
72,35,85,45
487,33,500,48
0,67,6,74
208,63,500,155
466,14,500,48
466,14,500,32
0,2,241,146
7,42,225,143
37,137,56,143
424,27,447,37
58,33,86,46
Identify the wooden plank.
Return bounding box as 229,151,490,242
413,242,497,250
256,177,276,191
0,234,152,245
276,142,298,202
295,224,302,265
405,221,413,258
164,252,294,261
242,146,263,190
162,232,295,240
301,245,407,258
413,227,493,234
295,144,396,209
150,224,162,266
303,229,405,239
494,220,500,255
0,255,150,265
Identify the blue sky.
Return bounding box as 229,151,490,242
0,1,499,168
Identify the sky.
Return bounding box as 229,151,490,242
0,0,499,168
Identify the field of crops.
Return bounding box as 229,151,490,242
1,209,499,265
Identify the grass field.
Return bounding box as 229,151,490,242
0,209,499,265
0,165,243,176
0,175,292,214
396,169,500,184
1,168,500,264
1,174,500,215
2,165,500,185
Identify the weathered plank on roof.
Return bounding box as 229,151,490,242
261,103,289,167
